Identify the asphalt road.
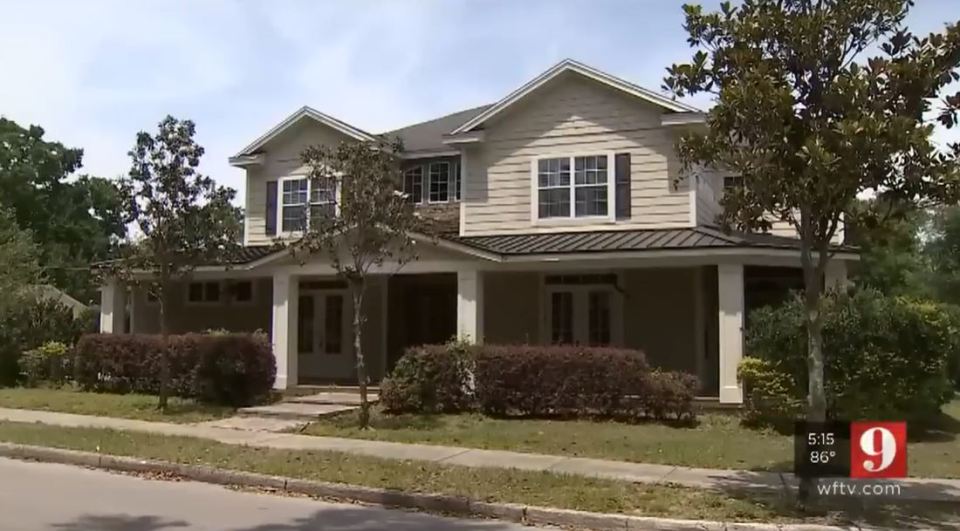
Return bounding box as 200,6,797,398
0,457,550,531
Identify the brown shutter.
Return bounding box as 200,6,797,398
615,153,631,219
265,180,278,236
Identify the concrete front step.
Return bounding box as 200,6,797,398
196,416,308,433
237,402,357,421
287,392,379,406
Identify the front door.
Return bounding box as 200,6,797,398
297,290,353,382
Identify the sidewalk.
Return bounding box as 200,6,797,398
1,407,958,502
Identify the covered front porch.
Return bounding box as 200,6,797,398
100,245,852,404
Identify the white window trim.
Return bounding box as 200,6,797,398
427,161,452,204
277,175,340,237
539,272,624,347
185,280,223,306
529,151,616,225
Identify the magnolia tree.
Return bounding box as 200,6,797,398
293,137,422,429
664,0,960,503
110,116,241,410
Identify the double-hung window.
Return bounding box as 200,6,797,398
428,162,450,202
534,153,613,221
279,177,337,233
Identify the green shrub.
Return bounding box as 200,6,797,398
20,341,70,387
74,332,275,406
640,370,699,421
0,298,94,386
746,288,954,422
737,357,803,425
380,341,475,413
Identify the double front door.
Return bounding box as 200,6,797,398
297,289,353,381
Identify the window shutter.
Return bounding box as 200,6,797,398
614,153,631,219
265,180,278,236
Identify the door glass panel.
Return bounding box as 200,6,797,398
550,291,574,344
297,295,314,353
324,294,343,354
588,291,611,346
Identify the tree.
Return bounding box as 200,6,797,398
926,205,960,304
0,118,126,302
112,116,240,410
664,0,960,504
0,206,40,316
292,137,422,429
847,198,929,297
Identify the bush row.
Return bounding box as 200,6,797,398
0,299,94,386
741,288,957,424
75,333,275,406
380,342,698,421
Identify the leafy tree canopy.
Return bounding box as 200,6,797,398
0,206,40,316
0,118,126,302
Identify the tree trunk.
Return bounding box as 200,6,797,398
797,234,828,508
157,282,171,412
351,278,370,429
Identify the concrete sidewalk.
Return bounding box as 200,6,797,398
1,407,958,502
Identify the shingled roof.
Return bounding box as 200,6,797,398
384,105,491,156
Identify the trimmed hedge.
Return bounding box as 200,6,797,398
380,342,474,413
745,288,955,422
381,343,698,421
75,332,275,406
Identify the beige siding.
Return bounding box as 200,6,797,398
245,120,357,245
130,278,272,334
463,73,691,236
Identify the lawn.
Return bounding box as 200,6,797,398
0,387,233,423
0,420,955,528
301,399,960,479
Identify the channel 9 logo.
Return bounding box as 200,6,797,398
795,420,907,478
850,421,907,478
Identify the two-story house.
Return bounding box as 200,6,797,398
98,59,856,404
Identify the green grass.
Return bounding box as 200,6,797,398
0,420,956,527
301,400,960,478
0,387,233,423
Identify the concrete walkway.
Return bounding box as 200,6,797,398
1,407,958,502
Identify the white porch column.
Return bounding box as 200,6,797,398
99,279,126,334
272,273,299,389
717,264,745,404
457,269,484,344
824,259,848,291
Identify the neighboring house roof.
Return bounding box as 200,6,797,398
26,284,89,316
231,106,377,162
450,226,857,257
449,58,703,135
385,105,491,156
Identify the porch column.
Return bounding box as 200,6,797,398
457,269,484,344
717,264,744,404
824,259,848,290
272,273,299,389
99,279,126,334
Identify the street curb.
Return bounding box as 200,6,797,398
0,442,856,531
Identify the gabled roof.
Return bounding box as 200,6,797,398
385,105,491,156
231,106,376,161
449,59,702,135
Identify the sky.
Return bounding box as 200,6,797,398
1,0,957,207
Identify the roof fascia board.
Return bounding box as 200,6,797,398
233,107,376,158
450,59,701,135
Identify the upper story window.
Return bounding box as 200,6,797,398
535,153,613,220
428,162,450,202
403,167,423,204
280,177,336,233
403,160,460,204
